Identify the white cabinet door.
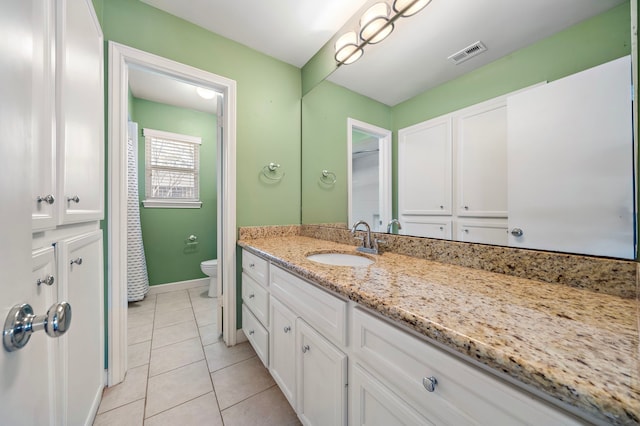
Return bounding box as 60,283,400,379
400,216,452,240
269,296,297,408
351,363,433,426
296,319,347,426
455,103,507,218
56,0,104,224
457,220,508,246
57,230,104,426
398,117,452,216
31,0,57,232
507,56,634,259
0,2,57,424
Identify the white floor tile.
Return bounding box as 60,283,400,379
98,365,148,414
149,337,204,377
94,399,145,426
198,323,222,346
128,341,152,369
204,341,256,372
143,392,222,426
221,386,300,426
211,356,275,410
151,319,199,349
145,360,213,418
153,307,195,329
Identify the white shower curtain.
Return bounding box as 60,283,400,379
127,121,150,301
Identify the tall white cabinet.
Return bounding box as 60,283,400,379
2,0,105,425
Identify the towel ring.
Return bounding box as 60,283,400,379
320,170,337,185
262,162,285,181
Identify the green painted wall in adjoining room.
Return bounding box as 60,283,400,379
130,97,217,286
301,80,391,225
100,0,302,228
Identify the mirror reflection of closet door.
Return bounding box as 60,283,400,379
507,55,634,259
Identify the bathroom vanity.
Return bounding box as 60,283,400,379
238,234,638,425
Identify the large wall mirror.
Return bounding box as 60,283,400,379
301,0,637,259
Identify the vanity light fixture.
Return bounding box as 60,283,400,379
360,3,394,44
335,32,364,65
392,0,431,17
334,0,432,66
196,87,217,100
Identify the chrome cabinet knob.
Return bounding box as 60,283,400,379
510,228,524,237
36,275,55,286
70,258,83,266
249,263,255,268
248,330,254,336
37,194,55,204
248,293,255,299
3,302,72,352
283,325,291,333
422,376,437,392
67,195,80,203
302,344,310,353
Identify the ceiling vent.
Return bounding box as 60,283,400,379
448,41,487,65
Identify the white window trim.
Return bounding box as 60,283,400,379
142,127,202,208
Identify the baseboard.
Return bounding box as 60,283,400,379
147,278,209,295
236,328,248,343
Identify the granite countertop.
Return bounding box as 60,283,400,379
238,235,639,425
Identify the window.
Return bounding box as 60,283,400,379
142,128,202,208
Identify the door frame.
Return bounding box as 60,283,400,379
347,118,392,232
107,42,237,386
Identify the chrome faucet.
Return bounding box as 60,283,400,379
351,220,379,254
387,219,402,234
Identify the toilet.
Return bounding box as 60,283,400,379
200,259,218,298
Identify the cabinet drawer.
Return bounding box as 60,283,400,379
271,265,347,346
242,249,269,286
352,308,579,426
242,304,268,367
242,272,269,327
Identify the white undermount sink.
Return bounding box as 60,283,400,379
306,252,375,267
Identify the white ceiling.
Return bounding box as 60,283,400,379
128,66,219,114
134,0,627,108
140,0,369,67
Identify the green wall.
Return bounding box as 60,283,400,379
301,80,391,224
131,97,217,286
100,0,302,229
300,3,632,225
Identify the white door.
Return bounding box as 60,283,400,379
57,231,104,426
56,0,104,225
0,1,56,424
507,56,634,258
296,319,347,426
269,296,297,408
398,117,452,216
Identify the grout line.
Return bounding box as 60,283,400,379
219,384,279,413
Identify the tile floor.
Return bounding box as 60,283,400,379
93,285,300,425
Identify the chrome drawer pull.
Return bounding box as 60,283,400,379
36,275,55,286
283,325,291,333
67,195,80,203
248,293,255,299
249,263,255,268
37,194,55,204
248,330,254,335
422,376,437,392
70,258,83,266
302,344,310,353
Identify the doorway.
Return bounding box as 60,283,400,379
107,42,237,386
347,118,392,232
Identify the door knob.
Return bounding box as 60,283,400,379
510,228,524,237
37,194,55,204
3,302,72,352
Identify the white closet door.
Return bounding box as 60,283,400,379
56,0,104,224
398,117,452,216
455,103,507,218
507,56,634,258
57,230,104,426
